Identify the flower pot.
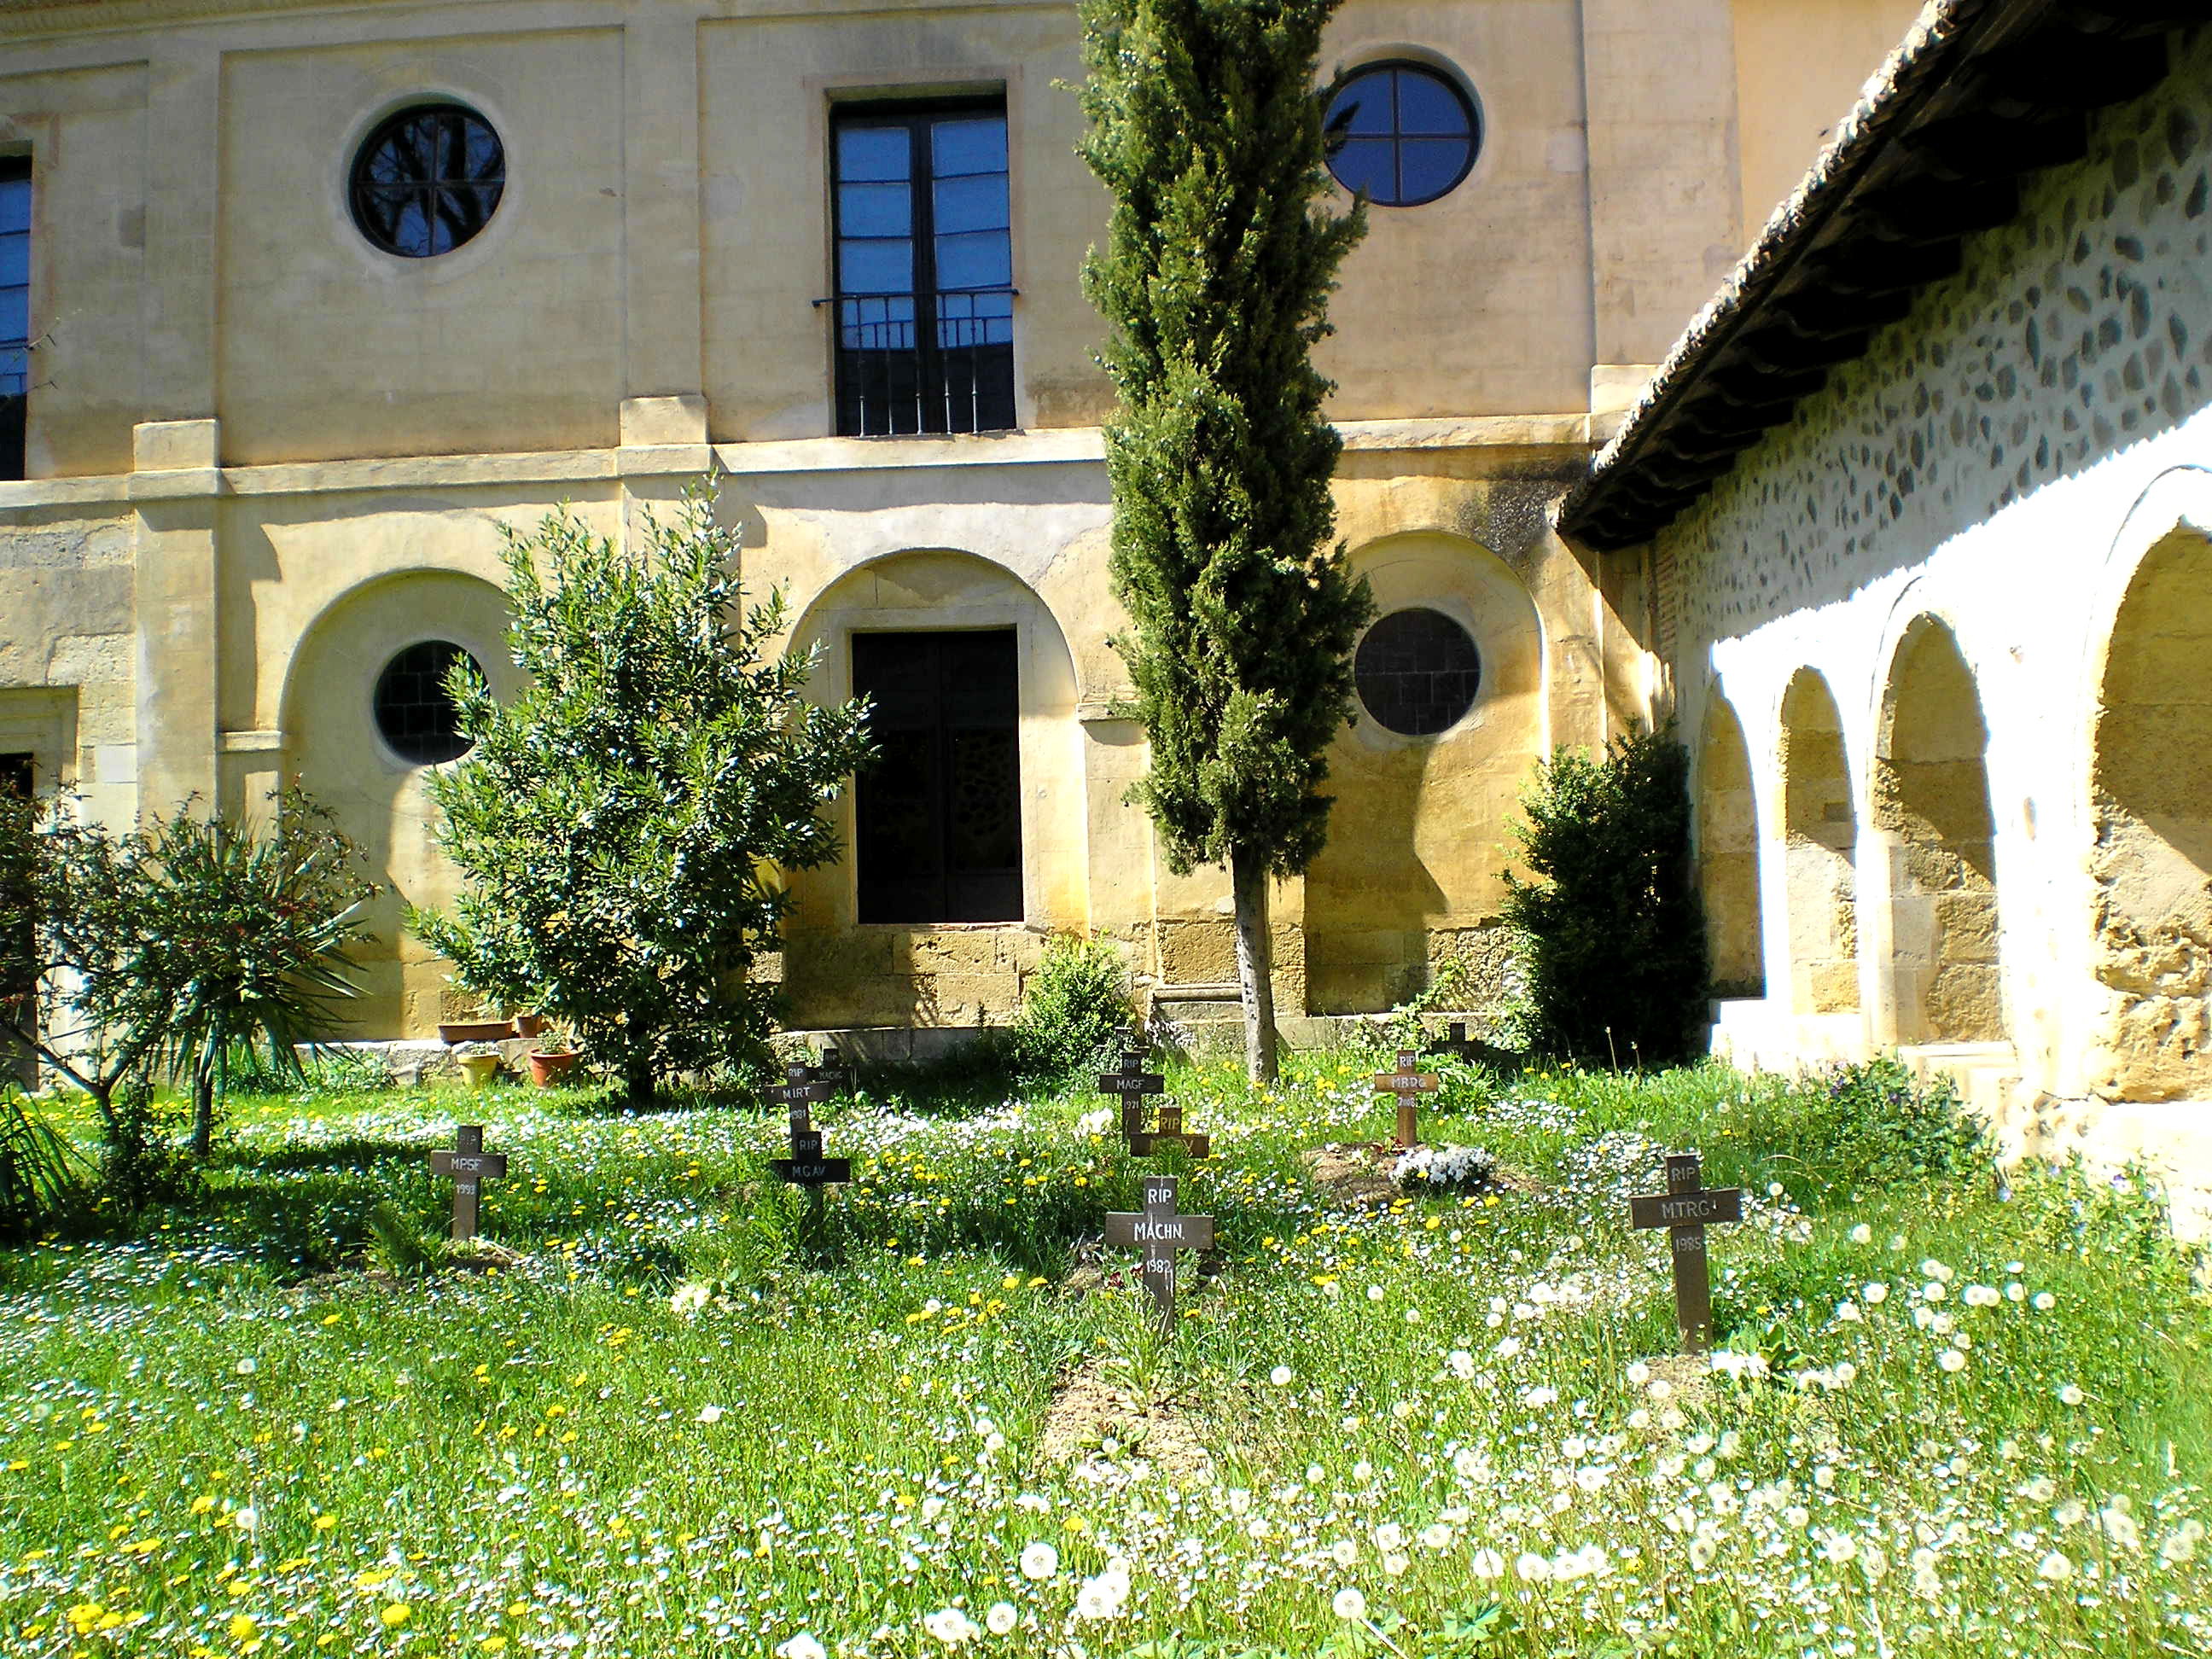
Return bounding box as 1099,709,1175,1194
513,1014,549,1039
527,1050,579,1087
439,1021,515,1045
457,1053,502,1090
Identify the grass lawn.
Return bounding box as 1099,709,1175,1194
0,1050,2206,1658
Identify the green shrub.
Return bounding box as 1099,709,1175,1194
1500,725,1708,1068
96,1080,196,1216
365,1200,441,1277
1008,935,1133,1083
410,482,875,1109
1778,1056,1985,1196
0,1087,91,1241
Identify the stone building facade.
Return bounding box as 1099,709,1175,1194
1563,2,2212,1225
0,0,1920,1041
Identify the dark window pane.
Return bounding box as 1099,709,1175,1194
349,105,504,258
934,229,1011,291
839,239,913,294
837,125,911,183
931,117,1006,177
1355,608,1481,736
372,641,482,766
1327,76,1394,136
1394,69,1470,135
839,181,912,236
1399,138,1470,201
1328,139,1394,199
932,174,1009,234
853,631,1022,923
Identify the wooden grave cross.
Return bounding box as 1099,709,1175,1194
1628,1151,1743,1354
813,1045,854,1097
766,1062,850,1189
1103,1174,1214,1336
1130,1103,1210,1160
429,1124,509,1242
1371,1049,1441,1150
1096,1035,1165,1150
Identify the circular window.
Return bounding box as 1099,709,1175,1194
1324,62,1481,207
1355,608,1481,736
348,103,506,258
373,641,481,765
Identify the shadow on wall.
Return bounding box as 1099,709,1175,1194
1874,615,2004,1045
1780,668,1860,1015
1303,532,1545,1015
2090,525,2212,1099
1697,691,1765,1000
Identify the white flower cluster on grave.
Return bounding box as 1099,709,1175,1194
1391,1143,1495,1193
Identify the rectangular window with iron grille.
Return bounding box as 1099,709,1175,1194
828,99,1015,437
0,158,30,480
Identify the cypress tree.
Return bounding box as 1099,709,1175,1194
1077,0,1371,1081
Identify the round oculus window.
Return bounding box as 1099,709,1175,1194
349,103,506,258
1355,608,1481,736
1324,62,1481,207
373,640,481,765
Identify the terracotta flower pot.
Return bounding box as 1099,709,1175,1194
457,1053,502,1090
527,1050,579,1087
439,1021,514,1045
513,1014,549,1039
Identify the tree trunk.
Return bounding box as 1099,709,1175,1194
1231,847,1280,1084
623,1055,655,1112
190,1062,215,1161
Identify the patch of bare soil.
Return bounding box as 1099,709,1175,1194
1036,1357,1215,1488
1301,1144,1398,1208
1301,1143,1545,1208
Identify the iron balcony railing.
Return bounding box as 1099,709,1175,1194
818,288,1017,437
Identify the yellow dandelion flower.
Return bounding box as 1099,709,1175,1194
227,1614,258,1643
380,1603,411,1628
312,1515,336,1533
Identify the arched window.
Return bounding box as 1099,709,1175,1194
1354,608,1481,735
349,104,506,258
372,640,481,765
1324,62,1481,207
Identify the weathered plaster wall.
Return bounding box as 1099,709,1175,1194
1727,0,1922,256
217,30,626,463
1661,29,2212,1216
0,61,148,479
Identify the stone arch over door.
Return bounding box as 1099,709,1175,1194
1874,616,2003,1044
780,548,1086,1028
2087,526,2212,1098
1697,690,1764,999
1779,668,1860,1013
280,568,519,1039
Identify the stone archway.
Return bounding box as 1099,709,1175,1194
1697,691,1764,999
1779,669,1859,1013
280,568,520,1038
780,548,1087,1029
2088,527,2212,1098
1875,616,2003,1043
